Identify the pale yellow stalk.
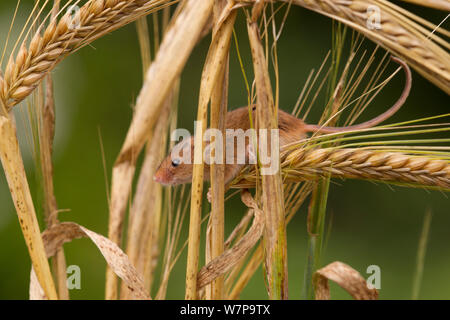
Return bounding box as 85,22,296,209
185,3,237,299
106,0,214,300
208,0,231,300
247,2,288,299
0,114,57,300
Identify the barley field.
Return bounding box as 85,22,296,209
0,0,449,300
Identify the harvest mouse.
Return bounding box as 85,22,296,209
154,57,411,187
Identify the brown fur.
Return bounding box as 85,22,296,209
153,57,411,187
153,106,309,186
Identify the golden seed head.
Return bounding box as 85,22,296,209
4,55,15,86
43,21,57,46
235,148,450,190
15,44,28,72
10,85,34,101
33,60,54,73
57,14,70,36
105,0,119,8
29,32,43,58
22,73,44,86
408,157,430,171
91,0,105,15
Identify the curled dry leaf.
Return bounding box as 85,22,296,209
29,222,150,300
313,261,379,300
196,190,264,290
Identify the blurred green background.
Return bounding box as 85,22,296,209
0,0,449,299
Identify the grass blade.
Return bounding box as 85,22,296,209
301,177,330,299
412,209,432,300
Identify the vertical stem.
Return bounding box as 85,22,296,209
302,22,346,299
247,5,288,299
0,114,57,300
208,0,229,300
135,17,152,79
302,179,330,299
185,118,207,300
106,0,214,299
37,1,69,300
120,12,155,300
41,72,69,300
412,210,432,300
185,3,236,299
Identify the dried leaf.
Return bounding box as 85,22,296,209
197,191,264,290
30,222,150,300
313,261,379,300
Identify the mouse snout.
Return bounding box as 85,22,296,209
154,169,172,185
153,170,165,183
153,173,161,183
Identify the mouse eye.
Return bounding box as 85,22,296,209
171,159,181,167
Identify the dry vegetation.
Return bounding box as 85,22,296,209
0,0,449,300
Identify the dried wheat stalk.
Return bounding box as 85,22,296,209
185,2,237,299
106,0,214,300
197,191,264,290
36,0,70,300
119,11,171,298
234,148,450,190
0,114,58,299
120,96,170,299
206,0,230,300
0,0,175,109
247,1,288,300
399,0,450,11
225,182,314,299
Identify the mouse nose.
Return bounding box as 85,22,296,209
154,170,173,185
153,173,162,183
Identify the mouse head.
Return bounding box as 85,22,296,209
154,136,195,185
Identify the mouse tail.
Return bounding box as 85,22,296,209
304,56,411,134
